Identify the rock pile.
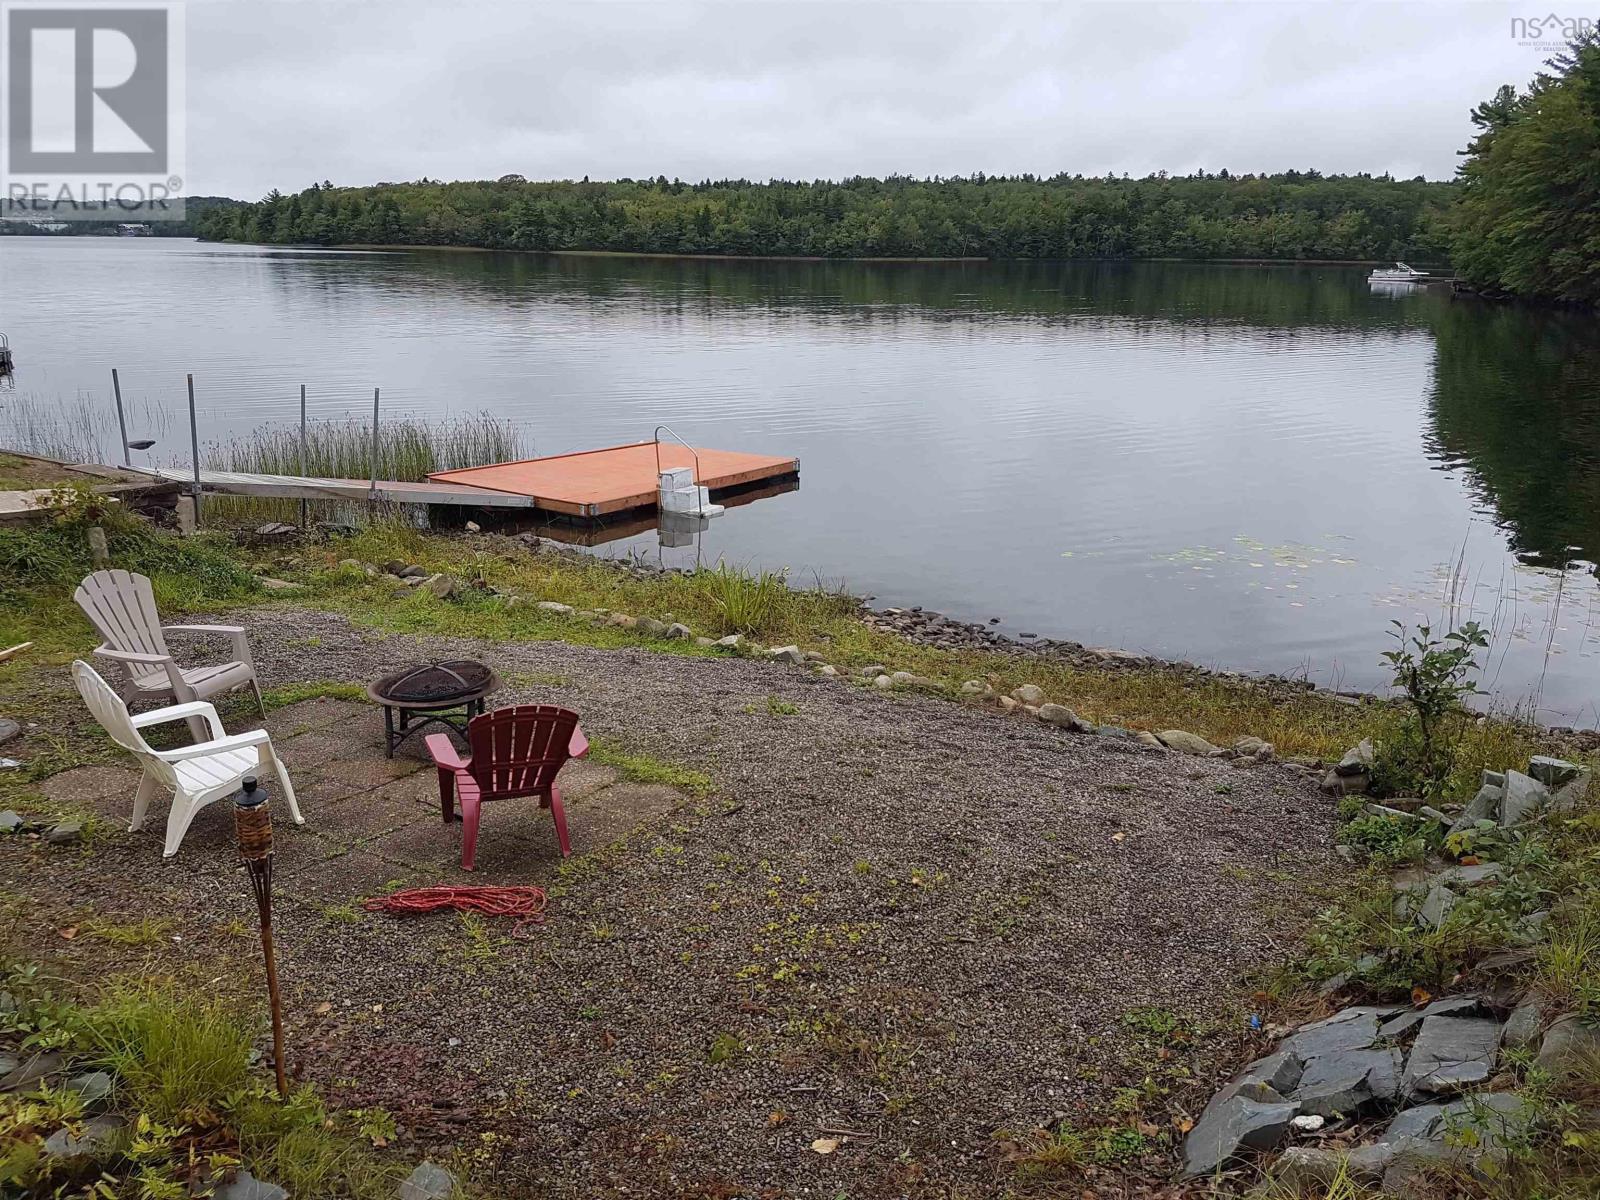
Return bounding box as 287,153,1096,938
1187,751,1597,1191
1320,739,1374,795
1,810,84,846
1449,758,1592,835
1182,996,1562,1190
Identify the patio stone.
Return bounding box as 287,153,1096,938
280,846,441,902
552,758,620,801
261,698,372,738
303,794,427,849
38,765,142,815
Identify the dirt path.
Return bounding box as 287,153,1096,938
7,608,1349,1198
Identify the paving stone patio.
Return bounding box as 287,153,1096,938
39,696,687,900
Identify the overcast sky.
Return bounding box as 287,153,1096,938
187,1,1557,199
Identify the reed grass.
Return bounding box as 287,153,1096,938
204,411,524,481
0,390,172,464
199,411,524,526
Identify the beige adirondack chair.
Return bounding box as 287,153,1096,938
74,569,262,740
71,660,303,858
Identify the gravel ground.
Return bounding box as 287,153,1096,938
5,607,1351,1199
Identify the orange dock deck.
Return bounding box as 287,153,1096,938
428,442,800,518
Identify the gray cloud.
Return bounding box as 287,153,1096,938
186,0,1547,198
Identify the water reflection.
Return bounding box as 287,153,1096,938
1426,303,1600,573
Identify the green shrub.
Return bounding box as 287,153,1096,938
1376,621,1489,798
1339,812,1436,867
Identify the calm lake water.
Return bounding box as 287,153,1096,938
4,238,1600,724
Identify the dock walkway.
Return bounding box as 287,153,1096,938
154,469,538,509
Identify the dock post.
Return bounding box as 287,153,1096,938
299,384,308,529
369,387,380,501
187,373,201,523
112,369,130,467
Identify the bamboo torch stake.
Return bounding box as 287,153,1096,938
234,776,288,1098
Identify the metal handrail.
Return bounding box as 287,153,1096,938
653,424,702,485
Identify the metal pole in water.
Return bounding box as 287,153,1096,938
187,373,201,523
369,387,380,500
299,384,308,529
112,369,131,467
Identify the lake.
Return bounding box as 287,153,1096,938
3,238,1599,724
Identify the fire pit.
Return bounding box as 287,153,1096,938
367,659,499,757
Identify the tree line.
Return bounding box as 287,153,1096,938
194,172,1456,263
1450,32,1600,303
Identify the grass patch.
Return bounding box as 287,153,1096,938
260,680,369,709
697,562,792,637
587,737,712,798
81,916,176,947
1537,890,1600,1017
83,979,255,1125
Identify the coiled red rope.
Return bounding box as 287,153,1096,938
363,885,549,937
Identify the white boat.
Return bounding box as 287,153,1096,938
1368,262,1429,283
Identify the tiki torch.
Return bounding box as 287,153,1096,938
234,775,288,1099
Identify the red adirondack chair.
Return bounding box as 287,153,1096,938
425,705,589,870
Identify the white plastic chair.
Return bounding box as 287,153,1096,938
73,569,262,742
71,659,304,858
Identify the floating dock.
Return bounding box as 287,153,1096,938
429,442,799,518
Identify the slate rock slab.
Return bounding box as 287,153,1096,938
399,1161,457,1200
45,818,84,846
64,1070,112,1107
1378,1000,1476,1044
1403,1015,1502,1095
42,1115,125,1159
1235,1050,1304,1094
1536,1015,1600,1080
1378,1093,1531,1194
1502,999,1545,1051
1528,756,1582,789
215,1170,289,1200
1181,1093,1299,1177
1291,1047,1402,1116
1552,769,1593,813
1,1051,62,1092
1416,881,1457,929
1281,1006,1397,1059
1499,770,1549,828
1275,1142,1398,1187
1335,739,1375,775
1448,783,1500,834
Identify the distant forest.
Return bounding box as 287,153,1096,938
193,172,1457,263
0,196,244,237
